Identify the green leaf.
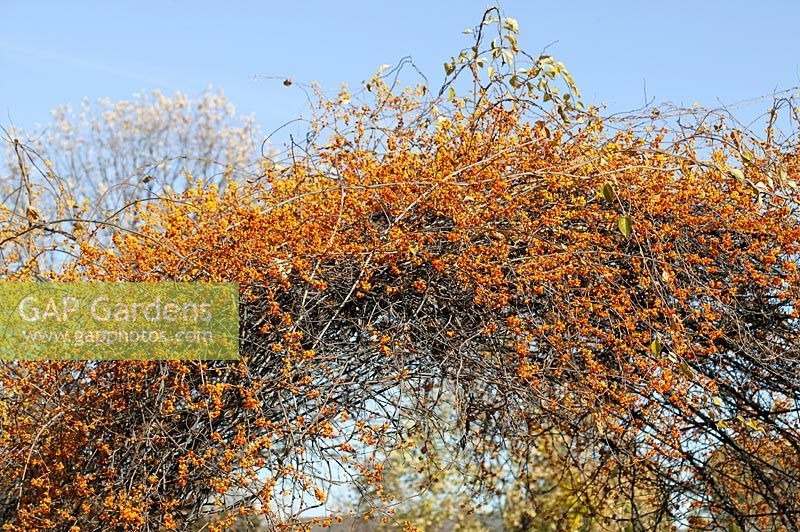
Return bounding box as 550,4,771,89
503,17,519,33
754,181,770,194
650,338,662,356
562,71,580,97
501,49,514,66
462,28,473,34
444,61,455,76
601,182,614,203
728,167,745,181
504,33,518,51
448,87,456,101
618,216,633,238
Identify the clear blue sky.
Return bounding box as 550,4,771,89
2,0,799,139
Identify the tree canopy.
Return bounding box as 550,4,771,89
2,7,800,531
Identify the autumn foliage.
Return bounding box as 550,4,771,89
2,8,800,530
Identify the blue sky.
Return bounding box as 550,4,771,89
2,0,799,141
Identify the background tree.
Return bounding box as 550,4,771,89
0,88,263,274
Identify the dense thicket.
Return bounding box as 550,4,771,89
2,8,799,530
